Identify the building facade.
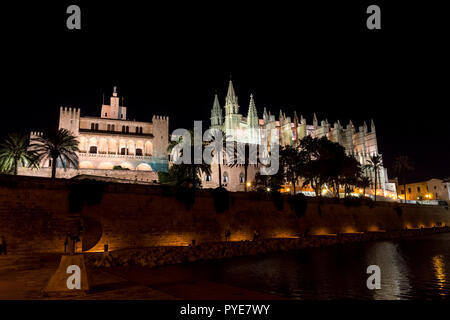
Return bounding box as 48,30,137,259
26,87,169,181
396,178,450,201
204,80,394,195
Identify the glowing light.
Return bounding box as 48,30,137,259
286,187,290,192
246,182,251,187
432,255,447,296
266,187,271,192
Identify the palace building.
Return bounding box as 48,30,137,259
23,87,169,182
203,80,396,197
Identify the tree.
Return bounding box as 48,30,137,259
367,154,383,202
340,155,361,198
227,142,258,192
31,128,79,179
167,129,211,188
357,176,371,198
0,132,38,175
279,145,305,194
392,154,414,203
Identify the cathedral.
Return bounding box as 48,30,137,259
205,80,395,196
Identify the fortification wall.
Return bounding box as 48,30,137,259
0,175,449,258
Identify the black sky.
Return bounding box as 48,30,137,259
1,1,449,182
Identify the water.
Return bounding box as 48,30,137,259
186,233,450,299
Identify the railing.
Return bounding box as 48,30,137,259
78,152,153,160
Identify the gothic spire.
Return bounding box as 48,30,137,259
313,113,318,127
210,93,223,127
371,118,376,132
263,107,269,123
247,94,259,128
225,79,239,114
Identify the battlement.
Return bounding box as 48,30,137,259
60,106,81,116
152,115,169,121
30,131,43,137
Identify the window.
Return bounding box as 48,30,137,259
136,148,143,156
89,146,97,154
111,124,115,131
239,173,245,183
223,172,229,183
107,124,111,131
105,112,107,117
408,188,411,193
436,193,438,199
48,159,53,168
126,126,129,133
91,123,95,130
121,148,127,155
205,175,211,182
140,127,143,134
136,127,139,133
417,187,421,193
122,126,126,132
95,123,99,131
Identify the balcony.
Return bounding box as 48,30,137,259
78,152,153,160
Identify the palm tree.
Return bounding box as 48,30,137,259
227,142,258,192
0,132,38,175
367,154,383,202
392,154,414,203
31,129,79,179
358,176,371,198
167,129,211,188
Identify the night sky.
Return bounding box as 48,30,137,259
1,1,449,182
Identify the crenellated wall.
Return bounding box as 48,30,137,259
0,175,449,258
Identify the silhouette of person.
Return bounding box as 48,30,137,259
0,236,7,255
225,229,231,242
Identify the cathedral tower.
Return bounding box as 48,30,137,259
210,93,223,129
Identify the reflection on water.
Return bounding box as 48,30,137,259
432,255,446,296
186,233,450,299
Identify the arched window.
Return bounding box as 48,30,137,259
120,148,127,155
95,123,99,131
91,123,95,130
107,124,111,131
140,127,143,134
205,174,211,182
89,146,97,154
223,172,229,183
136,148,143,156
126,126,129,133
239,173,245,183
111,124,115,131
136,127,139,133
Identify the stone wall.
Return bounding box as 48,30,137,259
18,167,159,184
0,175,449,259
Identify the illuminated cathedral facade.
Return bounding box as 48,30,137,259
205,80,395,196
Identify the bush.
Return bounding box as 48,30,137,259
344,196,363,207
113,165,129,170
271,191,284,211
393,205,402,217
175,186,196,210
288,193,308,218
68,179,107,213
210,187,229,213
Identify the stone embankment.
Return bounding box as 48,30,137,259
86,226,450,268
